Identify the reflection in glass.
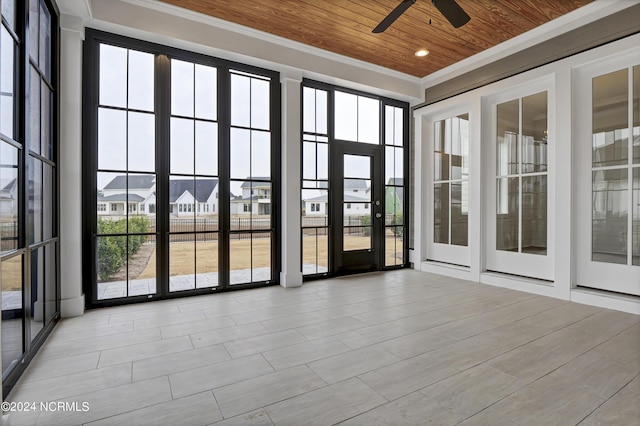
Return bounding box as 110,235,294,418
1,0,16,31
128,50,154,112
434,119,449,181
634,66,639,164
38,3,51,79
29,157,43,244
98,108,126,170
593,69,628,168
196,233,218,288
195,121,218,176
522,92,548,173
1,254,23,375
497,99,519,175
28,0,38,60
434,182,449,244
633,168,639,266
1,26,15,138
43,163,53,240
40,81,51,157
0,142,18,253
99,44,127,108
170,117,194,175
195,64,217,120
170,234,195,292
451,181,468,246
30,247,44,340
496,177,519,252
592,169,628,264
522,175,547,254
171,59,194,117
29,65,40,154
451,114,469,180
128,112,155,173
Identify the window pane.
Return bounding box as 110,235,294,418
170,235,195,292
28,0,38,61
128,50,154,112
196,233,218,288
496,177,519,252
99,44,127,108
230,128,250,179
358,96,379,144
522,175,547,254
43,163,53,240
251,78,270,130
195,64,216,120
394,107,403,146
1,0,16,31
344,179,370,202
29,158,43,244
44,244,56,323
97,172,126,229
0,142,18,254
634,66,639,164
229,233,251,285
127,236,156,297
451,181,468,246
30,247,45,340
316,90,328,134
2,254,23,375
195,121,218,176
98,108,126,170
451,115,469,180
434,119,449,181
302,227,328,275
303,87,316,133
592,169,627,264
302,141,316,180
169,176,195,230
195,177,218,231
385,227,403,266
171,59,194,117
522,92,548,173
334,91,357,141
317,143,328,180
251,130,270,179
41,82,51,159
170,117,194,175
29,65,40,154
128,173,155,229
593,69,628,168
434,182,449,244
252,232,271,282
128,112,155,173
344,154,370,179
633,168,639,266
497,99,519,175
343,226,371,251
0,27,14,138
231,74,250,127
38,3,51,79
385,186,402,217
96,235,128,299
302,189,328,219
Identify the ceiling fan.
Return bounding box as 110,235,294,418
373,0,471,33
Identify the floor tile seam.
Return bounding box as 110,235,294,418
131,313,209,332
98,342,196,369
184,322,271,345
131,346,234,382
222,333,312,360
52,324,137,343
582,318,640,356
304,348,401,385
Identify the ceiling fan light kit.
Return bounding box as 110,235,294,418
373,0,471,33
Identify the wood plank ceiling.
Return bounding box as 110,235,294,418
159,0,592,78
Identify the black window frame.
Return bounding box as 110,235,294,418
82,29,281,308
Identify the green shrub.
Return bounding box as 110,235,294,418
97,216,150,281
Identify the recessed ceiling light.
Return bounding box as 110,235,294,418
415,49,429,57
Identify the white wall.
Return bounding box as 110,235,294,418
414,34,640,314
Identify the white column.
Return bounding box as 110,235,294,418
410,111,423,267
468,99,483,281
553,68,572,300
279,69,303,287
59,15,85,317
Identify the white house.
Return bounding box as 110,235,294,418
169,178,218,217
230,179,271,216
303,178,371,216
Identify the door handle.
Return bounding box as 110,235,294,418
375,213,382,219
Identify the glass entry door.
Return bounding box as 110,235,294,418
332,142,384,273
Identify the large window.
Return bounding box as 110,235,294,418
85,30,279,305
1,0,59,395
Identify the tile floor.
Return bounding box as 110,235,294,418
3,269,639,425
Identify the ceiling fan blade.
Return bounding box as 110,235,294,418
373,0,416,33
433,0,470,28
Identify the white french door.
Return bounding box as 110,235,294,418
484,79,555,281
425,109,471,267
574,52,640,296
